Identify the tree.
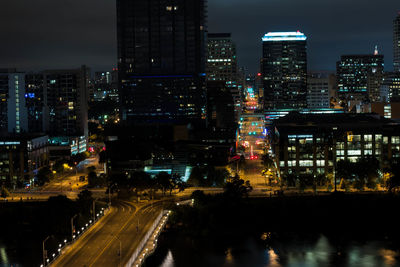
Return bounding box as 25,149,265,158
37,167,53,186
129,171,154,199
386,163,400,192
326,173,334,191
223,175,252,199
356,156,379,190
99,150,107,163
238,155,246,170
262,154,274,169
1,187,10,199
47,195,76,235
191,190,206,207
336,159,354,181
339,178,347,191
87,171,99,188
297,174,314,192
315,174,329,187
156,172,172,196
77,189,94,216
187,167,205,187
205,167,229,187
282,173,297,187
214,169,230,187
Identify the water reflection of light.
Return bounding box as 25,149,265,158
225,248,234,263
380,249,398,266
160,250,174,267
0,246,9,265
349,247,377,267
313,235,333,264
267,249,281,267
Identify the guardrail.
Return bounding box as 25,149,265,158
125,210,170,267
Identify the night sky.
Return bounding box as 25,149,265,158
0,0,399,73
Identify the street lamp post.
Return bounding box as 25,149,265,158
108,185,111,207
71,214,77,240
42,236,50,266
92,198,100,222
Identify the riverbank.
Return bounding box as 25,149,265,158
169,192,400,237
144,192,400,267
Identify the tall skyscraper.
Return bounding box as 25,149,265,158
261,31,308,110
336,54,384,103
117,0,207,124
0,69,28,134
207,33,241,119
394,13,400,72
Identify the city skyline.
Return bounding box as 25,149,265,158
0,0,399,73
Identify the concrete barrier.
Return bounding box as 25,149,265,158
125,210,170,267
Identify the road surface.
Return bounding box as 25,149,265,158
53,200,166,267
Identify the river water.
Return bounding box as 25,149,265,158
144,232,400,267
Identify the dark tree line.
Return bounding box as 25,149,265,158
107,171,186,199
187,166,230,187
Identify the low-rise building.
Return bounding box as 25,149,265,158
0,134,49,188
272,112,400,176
48,136,87,160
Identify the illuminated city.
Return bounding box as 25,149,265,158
1,1,400,267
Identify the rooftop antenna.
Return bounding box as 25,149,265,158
374,45,379,55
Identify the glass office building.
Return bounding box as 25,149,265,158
261,32,308,110
117,0,207,124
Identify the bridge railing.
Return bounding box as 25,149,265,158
125,210,169,267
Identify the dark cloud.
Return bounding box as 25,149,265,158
0,0,398,73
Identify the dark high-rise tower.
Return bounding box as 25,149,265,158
206,33,241,120
261,32,307,110
336,54,384,103
117,0,207,124
394,12,400,72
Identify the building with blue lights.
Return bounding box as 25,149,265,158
261,31,308,110
0,69,28,134
117,0,207,124
25,73,46,133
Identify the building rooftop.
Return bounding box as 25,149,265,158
262,31,307,42
274,112,399,133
